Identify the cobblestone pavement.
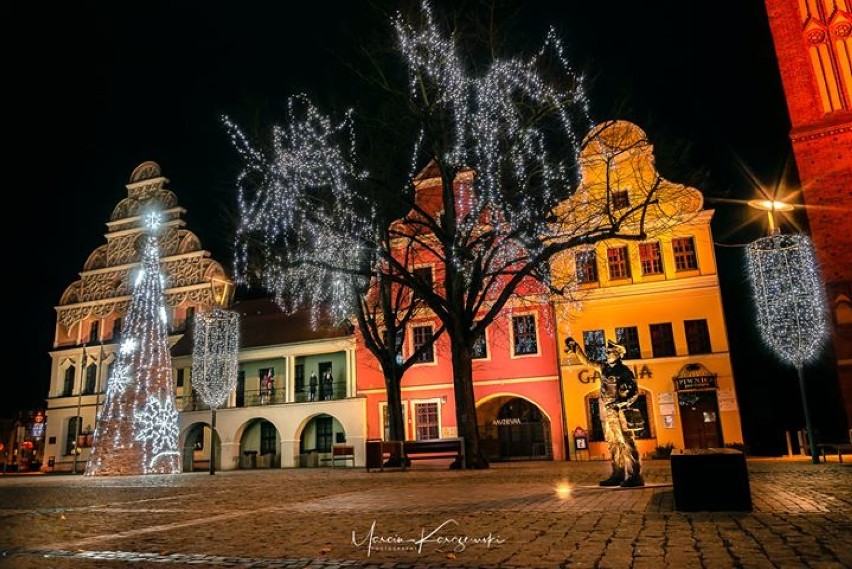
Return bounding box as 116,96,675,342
0,457,850,568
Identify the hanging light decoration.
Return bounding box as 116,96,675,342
191,306,240,474
745,232,829,464
746,233,829,366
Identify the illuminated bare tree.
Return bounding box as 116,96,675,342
225,2,688,468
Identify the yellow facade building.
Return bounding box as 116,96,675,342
551,121,744,460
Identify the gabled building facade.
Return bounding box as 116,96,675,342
355,166,567,463
551,121,745,459
43,162,232,472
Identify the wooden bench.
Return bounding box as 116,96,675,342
330,444,355,468
817,442,852,463
403,437,465,469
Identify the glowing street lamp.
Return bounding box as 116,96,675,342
745,200,828,464
747,199,795,235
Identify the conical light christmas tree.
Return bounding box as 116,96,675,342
86,210,181,475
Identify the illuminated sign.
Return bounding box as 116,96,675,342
578,365,653,383
674,375,717,391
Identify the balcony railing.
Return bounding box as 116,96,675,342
180,382,349,412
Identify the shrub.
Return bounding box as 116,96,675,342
651,442,675,459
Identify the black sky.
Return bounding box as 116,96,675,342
8,1,846,453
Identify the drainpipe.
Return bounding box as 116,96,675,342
550,300,571,461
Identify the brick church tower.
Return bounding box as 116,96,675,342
764,0,852,430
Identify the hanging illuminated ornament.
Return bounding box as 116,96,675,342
191,306,240,474
745,204,829,464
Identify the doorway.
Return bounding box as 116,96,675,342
678,390,722,449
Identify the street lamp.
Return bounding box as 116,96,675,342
745,205,829,464
191,307,240,475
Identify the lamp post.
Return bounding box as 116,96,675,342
745,201,828,464
72,343,88,474
191,307,240,475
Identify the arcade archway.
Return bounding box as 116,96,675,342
477,396,553,461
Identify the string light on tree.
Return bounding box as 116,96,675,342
746,232,829,464
86,209,181,476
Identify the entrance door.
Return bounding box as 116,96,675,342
495,398,551,460
678,390,722,449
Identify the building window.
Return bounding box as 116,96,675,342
612,190,630,210
472,330,488,359
607,246,631,279
413,266,434,299
382,329,404,363
193,429,204,450
588,394,652,441
575,250,598,283
84,364,97,394
112,318,122,340
295,364,305,393
63,366,75,397
261,422,277,455
650,323,676,358
66,416,82,455
414,401,440,441
315,416,333,453
89,321,100,343
512,314,538,355
176,368,185,388
616,326,641,360
583,329,606,363
685,319,712,354
412,326,434,363
639,242,663,275
672,237,698,271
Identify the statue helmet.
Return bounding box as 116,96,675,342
605,339,626,358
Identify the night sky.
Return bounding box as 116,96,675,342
8,1,846,453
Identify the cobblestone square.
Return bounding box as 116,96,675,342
1,458,850,568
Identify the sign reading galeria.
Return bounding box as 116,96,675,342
577,364,653,383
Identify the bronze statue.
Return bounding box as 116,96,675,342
566,337,644,487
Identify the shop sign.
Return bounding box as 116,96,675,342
674,375,717,391
578,364,652,384
492,418,523,426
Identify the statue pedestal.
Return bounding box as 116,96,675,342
671,448,752,511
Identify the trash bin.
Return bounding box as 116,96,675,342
365,439,381,471
671,448,752,511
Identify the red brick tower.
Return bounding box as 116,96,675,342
765,0,852,430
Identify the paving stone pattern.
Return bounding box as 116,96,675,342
0,458,849,568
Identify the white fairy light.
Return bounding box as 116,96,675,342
86,208,181,476
192,307,240,410
223,0,591,319
191,306,240,475
745,233,829,366
746,232,829,465
119,338,137,355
